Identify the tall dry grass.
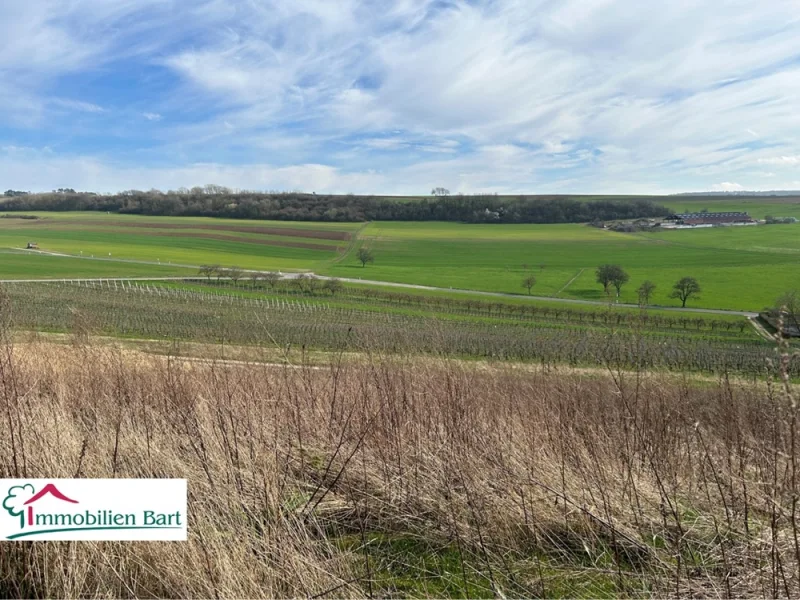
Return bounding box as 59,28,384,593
0,329,799,597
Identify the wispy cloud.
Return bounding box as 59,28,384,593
1,0,800,193
49,98,106,113
758,155,800,166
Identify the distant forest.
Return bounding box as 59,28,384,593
0,188,671,224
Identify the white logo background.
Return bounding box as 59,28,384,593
0,479,187,541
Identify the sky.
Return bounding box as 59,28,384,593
1,0,800,195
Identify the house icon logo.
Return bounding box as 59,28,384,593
0,479,187,541
3,483,79,529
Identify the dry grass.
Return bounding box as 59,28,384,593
1,326,800,598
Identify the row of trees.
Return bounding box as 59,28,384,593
595,264,701,307
198,265,344,295
520,265,701,307
0,188,671,224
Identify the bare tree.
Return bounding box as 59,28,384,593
324,278,343,296
357,247,374,267
637,280,656,307
522,274,536,295
264,272,281,290
227,266,243,287
306,275,322,295
669,277,701,307
249,272,262,288
776,290,800,333
292,273,310,293
199,265,215,282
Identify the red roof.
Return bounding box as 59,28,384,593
24,483,78,505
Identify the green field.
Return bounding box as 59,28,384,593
0,249,195,278
324,221,800,311
2,208,799,312
0,212,358,274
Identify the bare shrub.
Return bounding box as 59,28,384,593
0,337,797,597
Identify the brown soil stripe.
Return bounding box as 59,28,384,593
37,219,352,241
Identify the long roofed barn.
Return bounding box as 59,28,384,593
668,212,754,226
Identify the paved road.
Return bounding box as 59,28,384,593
3,247,759,318
327,276,759,317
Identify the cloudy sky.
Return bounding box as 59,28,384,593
1,0,799,195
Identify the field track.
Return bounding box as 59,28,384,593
25,219,352,241
0,264,759,317
121,230,337,251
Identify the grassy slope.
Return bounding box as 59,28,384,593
3,208,799,311
0,250,195,278
326,221,800,311
0,212,356,276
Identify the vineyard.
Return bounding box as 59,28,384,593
2,280,792,376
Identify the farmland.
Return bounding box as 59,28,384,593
2,200,800,599
3,280,777,376
326,220,800,311
2,208,799,312
0,212,358,276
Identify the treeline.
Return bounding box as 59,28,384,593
0,188,670,224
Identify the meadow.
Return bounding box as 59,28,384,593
0,249,195,278
325,221,800,311
0,212,358,276
2,203,799,312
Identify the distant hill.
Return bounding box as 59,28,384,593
674,191,800,197
0,189,671,224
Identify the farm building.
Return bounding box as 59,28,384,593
666,212,755,226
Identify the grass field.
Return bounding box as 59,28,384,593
0,249,195,278
2,208,799,312
0,212,358,275
326,221,800,311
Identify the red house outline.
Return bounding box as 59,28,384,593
23,484,78,527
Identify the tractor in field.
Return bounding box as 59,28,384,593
26,242,39,249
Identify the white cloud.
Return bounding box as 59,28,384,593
710,182,744,192
2,0,800,192
758,155,800,166
49,98,105,113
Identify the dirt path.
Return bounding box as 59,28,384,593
330,221,371,264
556,268,585,295
4,247,758,317
748,316,775,341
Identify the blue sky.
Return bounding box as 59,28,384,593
1,0,800,194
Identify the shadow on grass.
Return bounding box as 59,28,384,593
335,530,641,599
